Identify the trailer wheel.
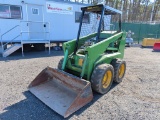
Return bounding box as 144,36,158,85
91,64,114,94
58,58,64,70
111,59,126,83
34,43,45,51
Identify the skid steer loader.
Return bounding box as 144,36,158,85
28,4,126,118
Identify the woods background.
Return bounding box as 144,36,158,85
75,0,160,22
104,0,160,22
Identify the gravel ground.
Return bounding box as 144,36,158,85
0,47,160,120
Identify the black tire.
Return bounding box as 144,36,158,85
91,64,114,94
34,43,45,51
58,58,64,70
111,59,126,83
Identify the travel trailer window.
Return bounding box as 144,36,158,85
75,12,90,23
0,4,22,19
10,5,22,19
0,5,10,18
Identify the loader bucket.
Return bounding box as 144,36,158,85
28,67,93,118
153,42,160,51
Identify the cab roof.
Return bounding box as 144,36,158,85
81,4,122,15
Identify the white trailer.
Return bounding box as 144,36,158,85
0,0,110,57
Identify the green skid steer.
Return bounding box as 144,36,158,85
28,4,126,118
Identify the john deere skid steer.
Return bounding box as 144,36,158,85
28,4,126,118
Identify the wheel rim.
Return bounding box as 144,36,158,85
102,70,112,89
119,63,125,78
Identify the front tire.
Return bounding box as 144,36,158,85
91,64,114,94
111,59,126,83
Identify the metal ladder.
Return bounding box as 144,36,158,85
0,21,51,57
1,25,22,57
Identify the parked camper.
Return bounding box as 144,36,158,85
0,0,111,57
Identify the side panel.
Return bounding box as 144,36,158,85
0,0,45,42
86,32,126,80
0,0,111,43
44,1,84,41
63,32,126,81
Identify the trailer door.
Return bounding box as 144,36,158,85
26,4,45,40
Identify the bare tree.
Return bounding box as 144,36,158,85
152,0,160,21
90,0,160,22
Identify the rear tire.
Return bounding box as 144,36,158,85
91,64,114,94
58,58,64,70
111,59,126,83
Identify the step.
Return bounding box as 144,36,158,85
0,46,2,54
22,39,50,44
0,45,8,54
3,44,22,57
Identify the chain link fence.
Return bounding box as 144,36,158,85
112,22,160,44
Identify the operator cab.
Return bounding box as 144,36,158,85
75,4,122,55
